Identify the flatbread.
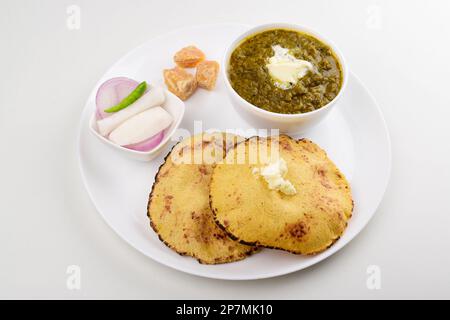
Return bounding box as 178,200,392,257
147,132,257,264
210,135,353,255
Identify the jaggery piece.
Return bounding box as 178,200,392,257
196,60,220,90
163,67,197,101
174,46,205,68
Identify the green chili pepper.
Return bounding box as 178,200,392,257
104,81,147,113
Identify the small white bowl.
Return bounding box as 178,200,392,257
223,23,348,134
89,89,185,161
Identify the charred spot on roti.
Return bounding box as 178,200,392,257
280,138,293,151
286,221,309,241
198,165,208,176
164,195,173,212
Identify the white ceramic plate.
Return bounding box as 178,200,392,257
78,24,391,280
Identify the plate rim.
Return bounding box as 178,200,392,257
77,23,391,280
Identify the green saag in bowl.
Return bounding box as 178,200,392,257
228,29,343,114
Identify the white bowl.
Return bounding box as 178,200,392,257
222,23,348,134
89,89,185,161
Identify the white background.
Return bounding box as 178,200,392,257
1,0,449,299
